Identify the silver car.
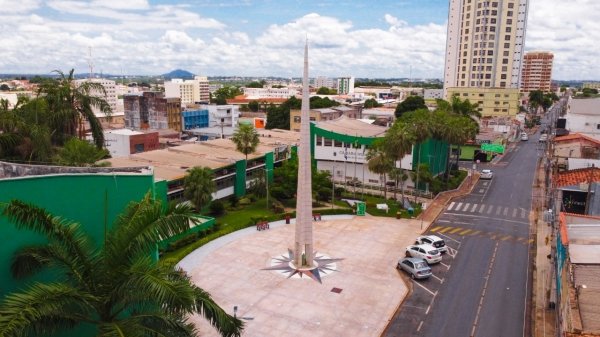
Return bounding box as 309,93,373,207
397,257,432,279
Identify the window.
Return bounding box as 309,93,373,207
501,74,507,79
506,27,512,32
487,50,494,56
502,58,509,64
505,35,511,41
507,10,513,16
294,116,301,123
507,19,513,24
316,136,323,145
500,81,506,86
334,140,343,147
323,138,332,146
504,43,510,48
508,3,514,8
503,51,509,56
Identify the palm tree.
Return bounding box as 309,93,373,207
0,194,243,337
366,140,393,199
184,166,216,212
37,69,111,148
54,137,110,167
231,124,260,161
400,109,432,201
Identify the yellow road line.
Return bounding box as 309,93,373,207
471,230,482,236
500,235,512,241
449,228,463,234
430,226,443,232
459,229,472,235
438,227,453,233
490,235,498,240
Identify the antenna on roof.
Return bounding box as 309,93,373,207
88,46,94,80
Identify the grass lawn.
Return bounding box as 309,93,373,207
338,192,422,218
218,198,276,227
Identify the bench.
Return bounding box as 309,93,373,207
256,221,270,231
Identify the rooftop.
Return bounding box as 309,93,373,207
555,133,600,146
555,167,600,188
569,98,600,116
315,115,388,138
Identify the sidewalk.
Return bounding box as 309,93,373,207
532,157,556,336
417,172,480,225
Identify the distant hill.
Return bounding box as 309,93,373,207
162,69,194,79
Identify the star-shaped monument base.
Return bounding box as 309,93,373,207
263,249,343,283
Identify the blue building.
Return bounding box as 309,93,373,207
182,109,209,130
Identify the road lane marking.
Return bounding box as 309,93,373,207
462,203,471,211
431,274,444,283
470,203,478,212
447,202,456,210
490,234,498,240
501,235,512,241
437,232,461,244
479,189,485,193
440,262,451,269
503,207,509,216
478,204,485,213
487,205,494,214
438,227,452,233
459,229,472,235
430,226,443,232
521,208,527,218
417,321,424,332
470,242,500,337
439,212,530,225
456,202,463,210
449,228,463,234
471,230,482,236
436,220,450,223
483,181,489,186
412,279,436,296
496,207,502,215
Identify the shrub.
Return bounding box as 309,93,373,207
229,195,239,208
209,200,225,216
238,197,251,206
270,199,285,214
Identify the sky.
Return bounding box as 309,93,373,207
0,0,598,80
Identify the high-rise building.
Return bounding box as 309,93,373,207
521,51,554,93
314,76,335,90
164,76,210,106
74,78,118,114
443,0,529,116
337,76,355,95
124,92,182,131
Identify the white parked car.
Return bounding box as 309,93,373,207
405,244,442,264
539,134,548,142
521,133,529,141
480,169,493,180
415,235,448,253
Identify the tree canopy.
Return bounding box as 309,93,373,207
231,123,260,161
211,86,242,105
395,96,427,118
184,167,216,212
0,194,243,337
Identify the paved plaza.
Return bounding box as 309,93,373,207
180,215,426,337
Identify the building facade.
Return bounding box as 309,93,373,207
337,76,355,95
124,92,182,131
447,87,520,116
314,76,336,90
74,78,118,114
521,51,553,93
104,129,160,157
242,87,298,99
444,0,529,91
164,76,210,106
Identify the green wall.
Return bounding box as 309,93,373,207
234,159,247,197
413,138,449,176
0,174,156,298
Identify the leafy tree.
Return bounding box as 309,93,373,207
309,96,340,109
248,100,259,112
316,87,336,95
54,138,109,166
231,124,260,161
37,69,111,149
211,86,242,105
0,84,9,91
364,98,382,108
184,167,216,212
209,200,226,216
366,140,393,199
395,96,426,118
0,194,243,337
245,81,265,88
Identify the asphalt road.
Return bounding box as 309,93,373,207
385,121,546,336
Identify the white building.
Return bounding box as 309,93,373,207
164,76,210,106
337,76,355,95
443,0,529,96
74,78,118,114
565,98,600,139
314,76,336,90
103,128,159,158
0,92,18,109
242,87,298,99
424,89,444,100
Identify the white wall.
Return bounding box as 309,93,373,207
314,142,413,170
104,132,131,157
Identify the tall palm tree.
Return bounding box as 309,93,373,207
400,109,432,201
38,69,111,149
231,124,260,161
0,194,243,337
184,166,216,212
366,140,393,200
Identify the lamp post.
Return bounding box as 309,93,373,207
331,163,335,209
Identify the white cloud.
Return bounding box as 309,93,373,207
0,1,598,79
0,0,40,13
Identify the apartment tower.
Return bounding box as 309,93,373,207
521,51,554,93
443,0,529,116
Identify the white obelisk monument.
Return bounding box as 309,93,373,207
293,40,314,268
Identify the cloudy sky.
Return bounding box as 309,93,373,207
0,0,598,80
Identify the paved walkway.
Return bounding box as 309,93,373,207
180,215,424,337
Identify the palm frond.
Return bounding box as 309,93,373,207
0,282,94,337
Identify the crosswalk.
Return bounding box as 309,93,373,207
446,201,529,219
429,225,533,245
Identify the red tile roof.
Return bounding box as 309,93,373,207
555,133,600,146
555,167,600,187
